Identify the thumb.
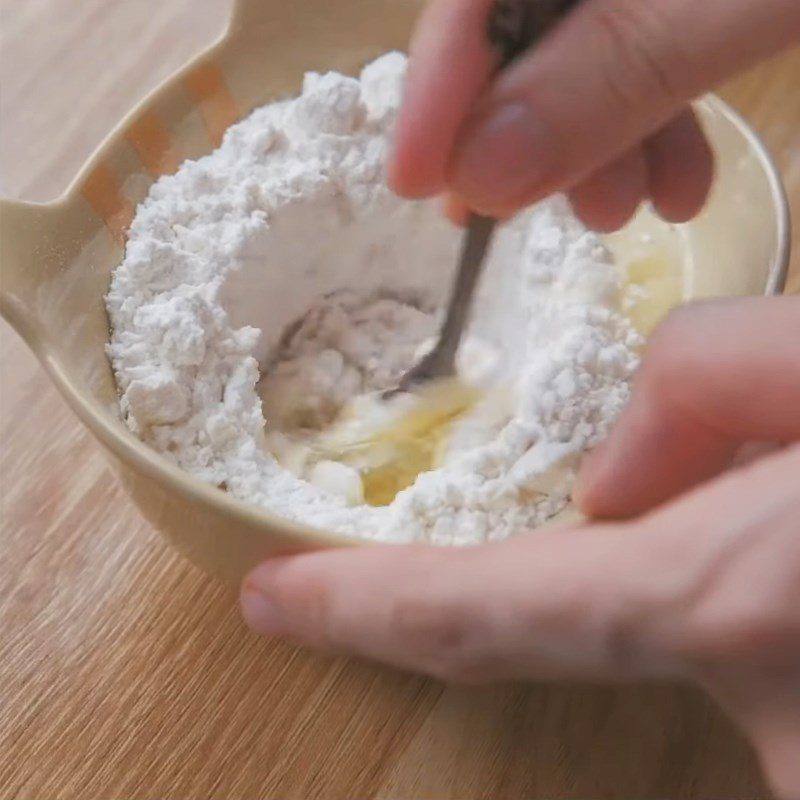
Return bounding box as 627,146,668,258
240,525,675,683
446,0,800,215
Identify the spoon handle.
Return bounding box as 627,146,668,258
395,0,582,394
489,0,582,68
396,216,497,392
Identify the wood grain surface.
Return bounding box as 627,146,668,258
1,2,798,798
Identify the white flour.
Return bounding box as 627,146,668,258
106,53,642,545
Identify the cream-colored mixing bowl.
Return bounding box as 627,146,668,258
0,0,790,585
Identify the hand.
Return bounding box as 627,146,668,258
241,297,800,798
389,0,800,230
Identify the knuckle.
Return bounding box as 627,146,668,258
602,595,656,673
585,1,683,112
389,595,493,682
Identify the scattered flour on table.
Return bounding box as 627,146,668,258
106,52,643,545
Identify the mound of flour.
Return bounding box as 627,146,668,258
106,53,642,545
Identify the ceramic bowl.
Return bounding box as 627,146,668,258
0,0,790,585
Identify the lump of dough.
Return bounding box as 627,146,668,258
309,460,365,506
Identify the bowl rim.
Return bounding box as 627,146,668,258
4,82,793,549
701,95,791,296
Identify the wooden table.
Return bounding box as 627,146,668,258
1,3,798,797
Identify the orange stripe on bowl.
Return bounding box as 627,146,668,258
81,164,134,246
184,63,239,147
126,112,180,176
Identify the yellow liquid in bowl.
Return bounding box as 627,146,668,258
357,215,692,504
606,209,690,335
324,380,480,506
267,210,691,507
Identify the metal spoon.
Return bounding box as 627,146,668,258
388,0,581,397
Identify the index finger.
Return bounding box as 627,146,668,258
389,0,496,198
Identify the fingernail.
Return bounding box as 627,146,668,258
571,478,593,514
241,579,285,636
572,442,609,513
442,192,469,226
571,466,591,512
452,102,554,209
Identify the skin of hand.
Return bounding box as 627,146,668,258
241,297,800,798
241,3,800,794
388,0,800,230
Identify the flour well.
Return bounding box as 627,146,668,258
106,53,642,545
